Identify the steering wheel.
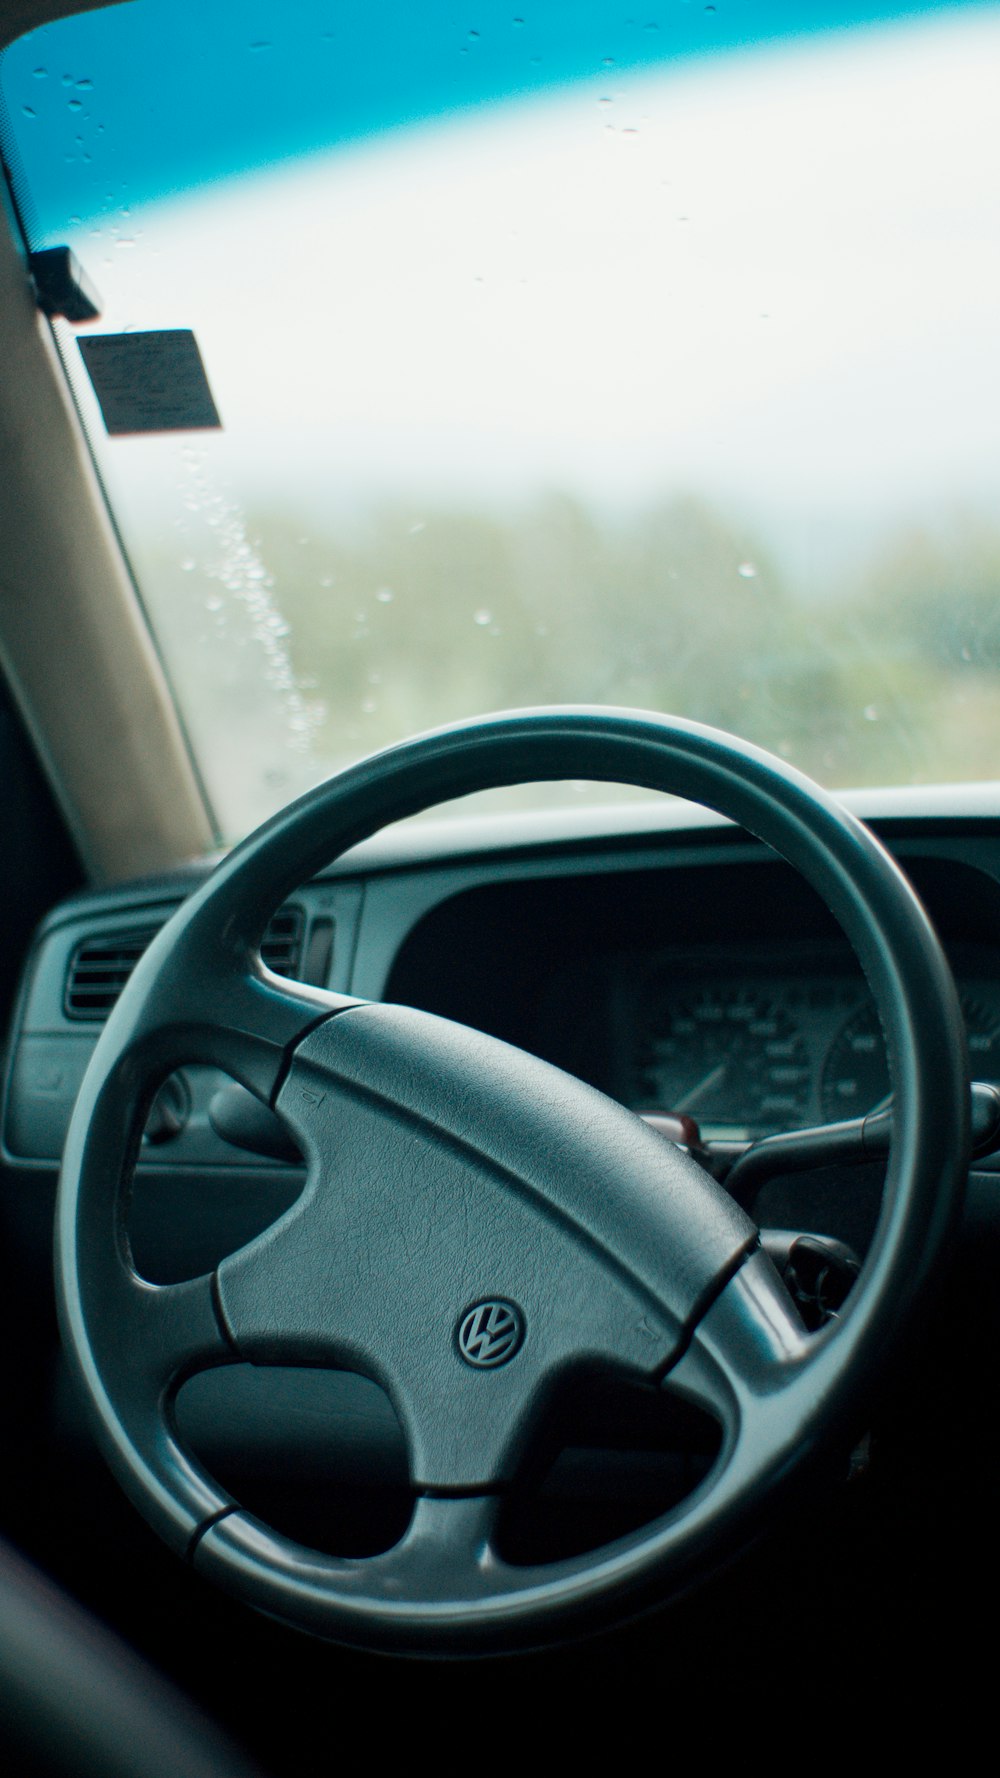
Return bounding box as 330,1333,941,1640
56,708,968,1655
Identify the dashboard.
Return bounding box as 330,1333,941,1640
6,792,1000,1233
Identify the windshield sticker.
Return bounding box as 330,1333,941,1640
78,330,221,434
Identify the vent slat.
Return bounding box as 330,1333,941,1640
64,905,305,1020
64,925,161,1019
261,904,305,978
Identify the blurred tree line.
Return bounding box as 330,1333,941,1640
145,491,1000,831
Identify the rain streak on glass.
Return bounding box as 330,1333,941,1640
176,446,320,760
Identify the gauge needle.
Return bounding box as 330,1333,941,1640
674,1062,728,1113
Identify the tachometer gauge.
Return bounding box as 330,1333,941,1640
819,1004,889,1122
821,995,1000,1122
635,987,810,1140
965,998,1000,1080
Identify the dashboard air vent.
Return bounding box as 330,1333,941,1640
260,904,305,978
64,927,162,1020
64,904,306,1021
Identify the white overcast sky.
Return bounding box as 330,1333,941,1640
70,4,1000,590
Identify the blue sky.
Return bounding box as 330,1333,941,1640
3,0,982,236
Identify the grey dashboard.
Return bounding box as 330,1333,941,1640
5,793,1000,1218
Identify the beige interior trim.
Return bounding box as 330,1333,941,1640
0,1,131,55
0,187,216,881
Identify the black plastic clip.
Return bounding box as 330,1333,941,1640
29,246,102,322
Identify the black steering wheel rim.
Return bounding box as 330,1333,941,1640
56,708,969,1654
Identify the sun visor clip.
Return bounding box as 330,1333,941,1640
29,246,102,323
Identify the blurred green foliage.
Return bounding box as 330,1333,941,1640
144,492,1000,833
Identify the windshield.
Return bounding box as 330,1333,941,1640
3,0,999,838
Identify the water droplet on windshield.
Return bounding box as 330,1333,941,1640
361,697,378,715
474,609,493,626
76,78,93,90
737,561,758,579
375,587,394,603
408,520,426,535
249,41,271,52
61,74,73,86
177,452,317,756
32,67,47,78
180,557,196,573
864,705,879,722
21,106,36,118
512,16,525,25
68,99,83,111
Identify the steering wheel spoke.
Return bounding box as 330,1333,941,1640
125,957,358,1105
193,1490,512,1645
370,1493,503,1601
64,1262,238,1556
83,1261,233,1437
666,1248,811,1433
114,1268,233,1396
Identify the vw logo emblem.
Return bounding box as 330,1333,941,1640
456,1299,525,1369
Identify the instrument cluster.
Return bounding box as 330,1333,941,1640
620,941,1000,1140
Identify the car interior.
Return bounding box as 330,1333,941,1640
1,0,999,1768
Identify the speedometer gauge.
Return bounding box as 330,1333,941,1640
821,995,1000,1122
635,987,810,1140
